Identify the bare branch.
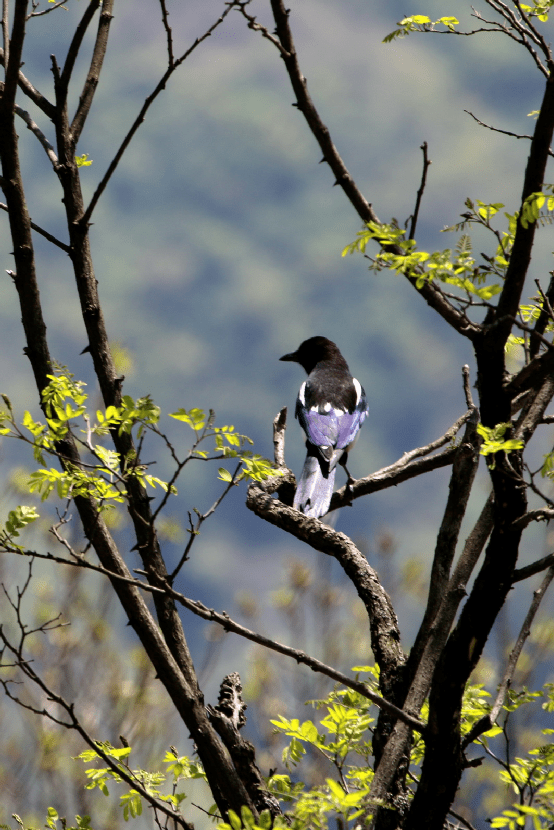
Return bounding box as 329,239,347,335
465,109,554,156
158,0,174,66
3,0,28,108
56,0,101,112
331,408,473,508
0,47,56,117
28,0,69,18
80,5,235,226
0,202,70,252
169,463,242,582
234,1,290,57
409,141,432,240
0,619,195,829
0,540,424,733
2,0,9,67
513,549,554,581
70,0,114,143
262,1,477,339
14,103,59,168
408,405,480,676
463,563,554,746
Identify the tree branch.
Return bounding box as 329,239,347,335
0,202,70,252
409,141,432,240
262,0,474,339
0,540,425,734
56,0,101,114
331,408,473,508
462,562,554,746
14,102,59,168
3,0,28,108
0,47,56,118
512,549,554,581
70,0,114,144
0,615,195,830
495,70,554,332
408,401,480,677
80,4,235,227
465,108,554,156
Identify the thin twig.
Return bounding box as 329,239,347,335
0,540,426,733
0,202,71,252
0,622,193,828
158,0,174,66
462,564,554,746
462,364,474,409
169,463,242,582
80,5,235,226
409,141,431,240
447,807,479,830
28,0,69,18
234,1,290,57
465,109,554,156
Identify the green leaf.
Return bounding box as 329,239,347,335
477,422,524,464
228,810,243,830
5,505,39,537
169,408,206,431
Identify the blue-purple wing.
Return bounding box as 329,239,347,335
295,381,368,466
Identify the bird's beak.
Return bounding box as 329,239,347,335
279,351,297,362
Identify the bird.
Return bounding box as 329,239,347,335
280,336,368,519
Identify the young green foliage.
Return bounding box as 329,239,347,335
0,375,278,527
477,423,524,467
383,15,460,43
75,742,203,820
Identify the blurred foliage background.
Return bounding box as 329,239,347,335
0,0,553,826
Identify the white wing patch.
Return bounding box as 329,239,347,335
353,378,362,405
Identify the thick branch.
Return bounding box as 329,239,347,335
246,483,406,699
57,0,101,112
366,493,494,826
3,0,27,107
407,405,480,677
70,0,114,143
495,70,554,332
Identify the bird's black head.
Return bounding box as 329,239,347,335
280,336,345,375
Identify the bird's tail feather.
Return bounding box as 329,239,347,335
293,455,336,518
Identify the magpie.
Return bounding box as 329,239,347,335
280,336,368,519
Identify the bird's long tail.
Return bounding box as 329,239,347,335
293,455,336,518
